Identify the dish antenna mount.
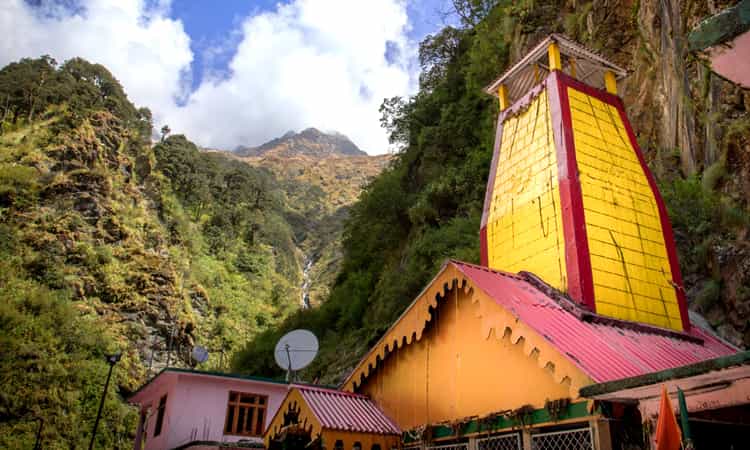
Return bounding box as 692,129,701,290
274,329,318,382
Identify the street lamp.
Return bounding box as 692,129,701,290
88,352,122,450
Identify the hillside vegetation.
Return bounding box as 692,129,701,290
236,0,750,384
0,57,300,448
237,129,390,306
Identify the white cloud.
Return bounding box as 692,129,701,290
0,0,193,124
0,0,419,154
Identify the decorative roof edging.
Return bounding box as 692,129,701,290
341,261,593,401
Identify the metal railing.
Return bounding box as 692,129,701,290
477,433,522,450
425,442,469,450
530,427,593,450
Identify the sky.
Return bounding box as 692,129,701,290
1,0,456,154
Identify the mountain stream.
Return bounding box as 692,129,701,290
301,257,312,309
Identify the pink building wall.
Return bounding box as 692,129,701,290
130,370,289,450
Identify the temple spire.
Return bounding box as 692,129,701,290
480,35,689,331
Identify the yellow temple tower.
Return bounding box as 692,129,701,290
479,34,690,332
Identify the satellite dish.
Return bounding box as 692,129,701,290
274,329,318,380
191,345,209,364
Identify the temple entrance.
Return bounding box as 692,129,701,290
267,425,321,450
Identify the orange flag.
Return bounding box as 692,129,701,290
654,385,682,450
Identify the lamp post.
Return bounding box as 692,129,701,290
33,417,43,450
88,352,121,450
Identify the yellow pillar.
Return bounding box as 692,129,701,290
497,84,509,111
604,70,617,95
548,42,562,71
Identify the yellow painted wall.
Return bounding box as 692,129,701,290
486,90,567,291
357,275,591,430
322,431,400,450
567,87,683,330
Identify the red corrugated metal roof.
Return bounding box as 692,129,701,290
294,384,400,435
451,260,737,383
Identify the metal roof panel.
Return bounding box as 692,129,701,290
295,385,400,434
451,261,736,383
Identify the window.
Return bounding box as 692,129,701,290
224,391,268,436
154,395,167,437
334,440,344,450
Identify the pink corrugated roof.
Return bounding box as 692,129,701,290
294,384,400,435
451,260,737,383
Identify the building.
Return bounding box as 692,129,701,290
134,34,748,450
265,384,400,450
334,35,743,450
582,351,750,449
689,0,750,88
129,368,290,450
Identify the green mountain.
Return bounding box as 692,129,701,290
235,0,750,385
0,57,301,448
233,131,390,308
235,128,367,157
0,57,389,447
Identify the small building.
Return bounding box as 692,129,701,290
129,368,289,450
582,350,750,449
264,384,400,450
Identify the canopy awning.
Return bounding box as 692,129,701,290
484,34,627,104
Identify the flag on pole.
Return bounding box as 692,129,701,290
677,387,694,449
654,385,682,450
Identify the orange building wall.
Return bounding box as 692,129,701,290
567,87,683,330
485,90,568,290
357,282,586,430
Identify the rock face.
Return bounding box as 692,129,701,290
235,128,367,158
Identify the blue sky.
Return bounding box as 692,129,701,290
171,0,450,90
2,0,456,153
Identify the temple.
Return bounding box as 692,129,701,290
129,35,750,450
480,34,687,331
334,35,747,450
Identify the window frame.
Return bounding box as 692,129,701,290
154,395,167,437
223,390,269,437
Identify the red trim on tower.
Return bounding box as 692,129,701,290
554,71,690,331
555,72,622,109
614,98,691,331
547,71,596,311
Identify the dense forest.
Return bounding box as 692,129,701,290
0,57,300,447
236,0,750,383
